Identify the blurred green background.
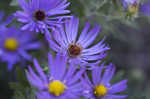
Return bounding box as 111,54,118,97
0,0,150,99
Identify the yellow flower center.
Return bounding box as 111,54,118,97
94,85,107,97
48,80,66,96
4,38,18,51
128,2,139,15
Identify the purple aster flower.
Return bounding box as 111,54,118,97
82,64,128,99
15,0,71,33
46,17,110,67
0,26,40,70
121,0,150,16
26,53,85,99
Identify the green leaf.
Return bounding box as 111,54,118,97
16,67,29,87
9,82,35,99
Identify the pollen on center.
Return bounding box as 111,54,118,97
94,84,107,97
4,38,19,51
48,80,66,96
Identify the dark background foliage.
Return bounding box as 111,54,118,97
0,0,150,99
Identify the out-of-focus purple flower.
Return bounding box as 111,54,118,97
122,0,150,16
46,17,110,67
140,2,150,15
14,0,71,33
82,64,128,99
26,53,84,99
0,27,40,70
0,11,13,30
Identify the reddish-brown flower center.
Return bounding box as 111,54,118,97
34,10,46,21
68,44,82,57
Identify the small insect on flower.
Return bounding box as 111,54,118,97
0,27,40,70
46,17,110,67
26,53,85,99
15,0,71,33
82,64,128,99
122,0,150,16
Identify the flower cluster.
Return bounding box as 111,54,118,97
0,0,133,99
27,53,127,99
